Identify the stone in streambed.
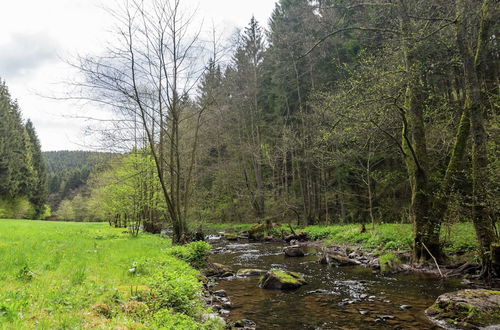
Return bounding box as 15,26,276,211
205,262,234,277
259,269,307,290
236,268,268,277
224,232,238,241
248,223,266,240
233,318,256,329
284,245,305,257
425,289,500,329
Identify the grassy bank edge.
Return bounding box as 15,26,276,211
198,222,482,259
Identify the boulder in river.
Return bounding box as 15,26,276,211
425,289,500,329
284,245,305,257
224,232,238,241
248,223,266,240
205,262,234,277
236,268,268,277
233,318,256,329
259,269,307,290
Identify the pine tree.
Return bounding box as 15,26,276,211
26,119,48,218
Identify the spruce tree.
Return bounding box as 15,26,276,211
26,120,48,218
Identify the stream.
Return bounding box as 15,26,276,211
209,239,466,329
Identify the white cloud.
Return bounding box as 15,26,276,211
0,0,276,151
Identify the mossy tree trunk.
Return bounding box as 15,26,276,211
399,2,441,263
456,0,498,277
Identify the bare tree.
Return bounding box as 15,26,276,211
76,0,206,243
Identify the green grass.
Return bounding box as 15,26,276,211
300,224,414,250
300,223,482,254
0,219,223,329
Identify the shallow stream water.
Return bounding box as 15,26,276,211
210,240,466,329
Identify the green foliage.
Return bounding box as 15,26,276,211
0,197,35,219
25,120,48,218
441,223,482,254
0,79,46,219
167,241,212,269
145,257,203,316
379,253,401,273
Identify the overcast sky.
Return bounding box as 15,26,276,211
0,0,276,151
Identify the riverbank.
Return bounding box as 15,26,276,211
0,219,224,329
201,222,480,257
198,222,497,279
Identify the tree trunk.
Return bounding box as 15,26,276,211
456,0,498,277
399,1,440,263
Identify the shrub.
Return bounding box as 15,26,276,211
167,241,211,269
145,256,203,316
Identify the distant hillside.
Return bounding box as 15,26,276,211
43,150,115,174
43,151,118,210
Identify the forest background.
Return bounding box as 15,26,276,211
0,0,498,274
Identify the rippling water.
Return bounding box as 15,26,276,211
210,240,465,329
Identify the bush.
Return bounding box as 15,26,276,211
145,256,203,316
167,241,211,269
0,197,35,219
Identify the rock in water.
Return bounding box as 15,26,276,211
236,268,268,277
224,232,238,241
248,223,266,240
284,245,305,257
259,269,307,290
205,262,234,277
233,318,256,329
425,289,500,329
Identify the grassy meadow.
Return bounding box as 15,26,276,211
0,219,221,329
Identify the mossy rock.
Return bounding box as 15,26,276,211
259,269,307,290
425,289,500,329
284,245,305,257
205,262,234,277
248,224,266,240
224,232,239,241
236,268,267,277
